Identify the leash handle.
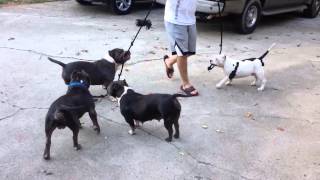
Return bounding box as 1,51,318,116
118,0,156,81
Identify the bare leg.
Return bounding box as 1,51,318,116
164,55,178,69
177,56,198,95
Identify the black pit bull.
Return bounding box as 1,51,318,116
43,70,100,160
107,81,187,142
48,48,131,88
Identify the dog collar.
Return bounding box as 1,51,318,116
68,81,89,89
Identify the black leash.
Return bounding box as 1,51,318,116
208,0,225,71
117,0,155,81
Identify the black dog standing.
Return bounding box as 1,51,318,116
48,48,131,88
43,70,100,160
107,81,187,142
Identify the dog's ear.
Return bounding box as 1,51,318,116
123,79,128,86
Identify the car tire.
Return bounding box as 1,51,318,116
110,0,134,15
303,0,320,18
75,0,92,6
236,0,262,34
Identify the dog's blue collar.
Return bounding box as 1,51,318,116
68,81,89,89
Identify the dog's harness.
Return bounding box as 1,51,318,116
68,81,89,89
229,62,239,80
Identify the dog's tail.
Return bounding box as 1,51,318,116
172,94,189,98
48,57,66,67
258,43,276,60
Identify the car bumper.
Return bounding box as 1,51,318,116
156,0,224,14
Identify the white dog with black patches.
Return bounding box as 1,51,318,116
209,43,276,91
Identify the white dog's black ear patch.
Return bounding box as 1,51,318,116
229,62,239,80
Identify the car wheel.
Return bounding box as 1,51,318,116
110,0,134,15
236,0,261,34
75,0,92,6
303,0,320,18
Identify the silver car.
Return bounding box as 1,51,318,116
157,0,320,34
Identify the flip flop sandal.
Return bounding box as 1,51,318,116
163,55,174,79
180,85,199,97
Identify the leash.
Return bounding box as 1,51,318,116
117,0,155,81
208,0,225,71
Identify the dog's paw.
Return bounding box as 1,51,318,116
257,87,264,91
174,134,179,139
43,153,50,160
74,144,82,151
128,129,136,135
250,81,257,86
216,84,222,89
165,137,172,142
225,81,232,86
93,126,100,134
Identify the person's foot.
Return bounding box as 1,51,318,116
180,84,199,97
163,55,174,78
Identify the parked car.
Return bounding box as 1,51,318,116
76,0,151,15
156,0,320,34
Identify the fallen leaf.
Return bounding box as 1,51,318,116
81,49,88,53
125,68,129,72
277,127,285,132
8,37,15,41
75,52,81,56
245,112,253,118
297,43,301,47
148,50,156,55
247,36,252,40
42,170,53,176
201,124,208,129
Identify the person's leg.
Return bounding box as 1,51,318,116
179,24,198,95
165,55,177,69
177,55,198,95
177,55,189,85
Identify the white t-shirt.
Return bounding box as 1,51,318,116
164,0,197,25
